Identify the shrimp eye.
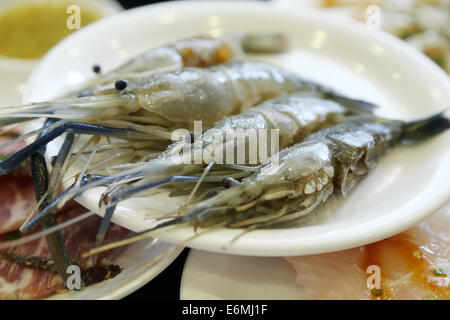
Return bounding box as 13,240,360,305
115,79,128,91
92,64,102,74
222,177,239,188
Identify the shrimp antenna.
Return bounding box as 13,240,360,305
0,121,155,176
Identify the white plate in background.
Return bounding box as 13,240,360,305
180,250,299,300
23,1,450,258
180,204,450,299
49,240,183,300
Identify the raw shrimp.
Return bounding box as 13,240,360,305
79,110,449,255
70,33,289,97
0,60,374,282
141,94,374,176
22,95,373,247
0,61,375,176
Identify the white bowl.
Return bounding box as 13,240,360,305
23,1,450,257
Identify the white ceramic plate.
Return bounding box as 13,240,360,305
49,240,183,300
180,249,299,300
23,1,450,257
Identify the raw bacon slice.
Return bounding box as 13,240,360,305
0,205,130,300
286,204,450,300
0,176,36,236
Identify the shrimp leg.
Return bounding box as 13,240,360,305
22,174,115,233
22,173,205,235
93,175,202,259
29,120,73,285
0,122,154,175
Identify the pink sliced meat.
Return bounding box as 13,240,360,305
0,205,130,300
0,176,36,236
0,136,31,177
0,136,27,156
286,205,450,300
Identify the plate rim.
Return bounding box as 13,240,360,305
47,243,183,300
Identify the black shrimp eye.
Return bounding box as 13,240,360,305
222,177,239,188
115,79,128,91
92,64,101,74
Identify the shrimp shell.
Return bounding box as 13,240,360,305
169,112,448,230
69,33,289,97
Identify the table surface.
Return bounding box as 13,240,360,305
124,248,190,300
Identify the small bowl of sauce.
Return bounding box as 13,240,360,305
0,0,122,104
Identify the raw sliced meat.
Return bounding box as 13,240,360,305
0,136,31,177
0,176,36,235
0,136,27,156
0,205,130,300
286,204,450,300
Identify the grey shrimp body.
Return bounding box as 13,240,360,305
20,95,372,240
160,94,366,173
69,33,289,97
0,61,375,177
17,112,450,260
120,61,338,129
156,112,449,230
0,61,362,128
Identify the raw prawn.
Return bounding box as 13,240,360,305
0,61,375,176
78,110,449,256
22,95,374,248
71,33,289,97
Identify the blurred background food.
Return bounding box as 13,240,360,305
0,1,100,59
0,0,122,105
0,0,122,60
319,0,450,73
274,0,449,74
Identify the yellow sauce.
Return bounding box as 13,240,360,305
0,1,101,59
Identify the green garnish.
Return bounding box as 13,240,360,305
434,269,446,276
6,232,21,241
371,288,383,297
0,154,7,161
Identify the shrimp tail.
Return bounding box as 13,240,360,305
401,109,450,141
325,92,378,114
